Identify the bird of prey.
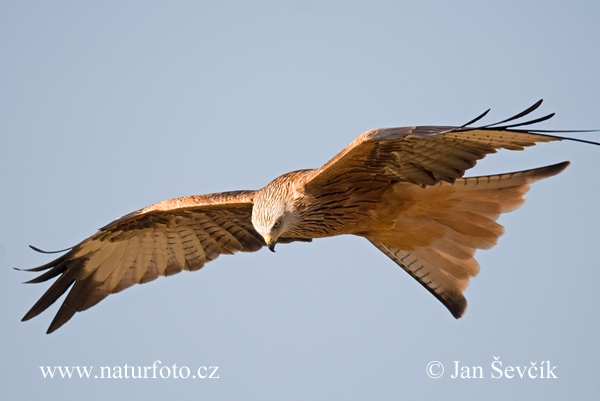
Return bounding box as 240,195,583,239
19,100,596,333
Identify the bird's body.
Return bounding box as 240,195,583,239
19,100,596,333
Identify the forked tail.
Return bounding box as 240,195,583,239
366,161,569,318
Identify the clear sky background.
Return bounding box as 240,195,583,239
2,1,599,400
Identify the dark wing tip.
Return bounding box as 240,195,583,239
460,108,490,128
29,245,72,254
460,99,544,129
47,315,70,334
455,100,599,145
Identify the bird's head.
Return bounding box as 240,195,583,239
251,177,301,252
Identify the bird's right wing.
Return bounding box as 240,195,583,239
20,190,266,333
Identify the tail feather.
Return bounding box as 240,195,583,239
367,161,569,318
368,240,469,318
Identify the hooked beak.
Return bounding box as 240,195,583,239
265,235,277,252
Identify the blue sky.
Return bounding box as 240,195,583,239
2,1,599,400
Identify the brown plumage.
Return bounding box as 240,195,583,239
19,100,596,333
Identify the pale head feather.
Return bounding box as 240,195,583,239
251,175,302,243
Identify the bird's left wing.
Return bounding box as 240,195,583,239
304,100,594,191
20,190,266,333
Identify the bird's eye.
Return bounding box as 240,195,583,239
273,220,281,229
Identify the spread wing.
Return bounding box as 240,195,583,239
21,190,266,333
304,99,592,191
301,100,596,319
